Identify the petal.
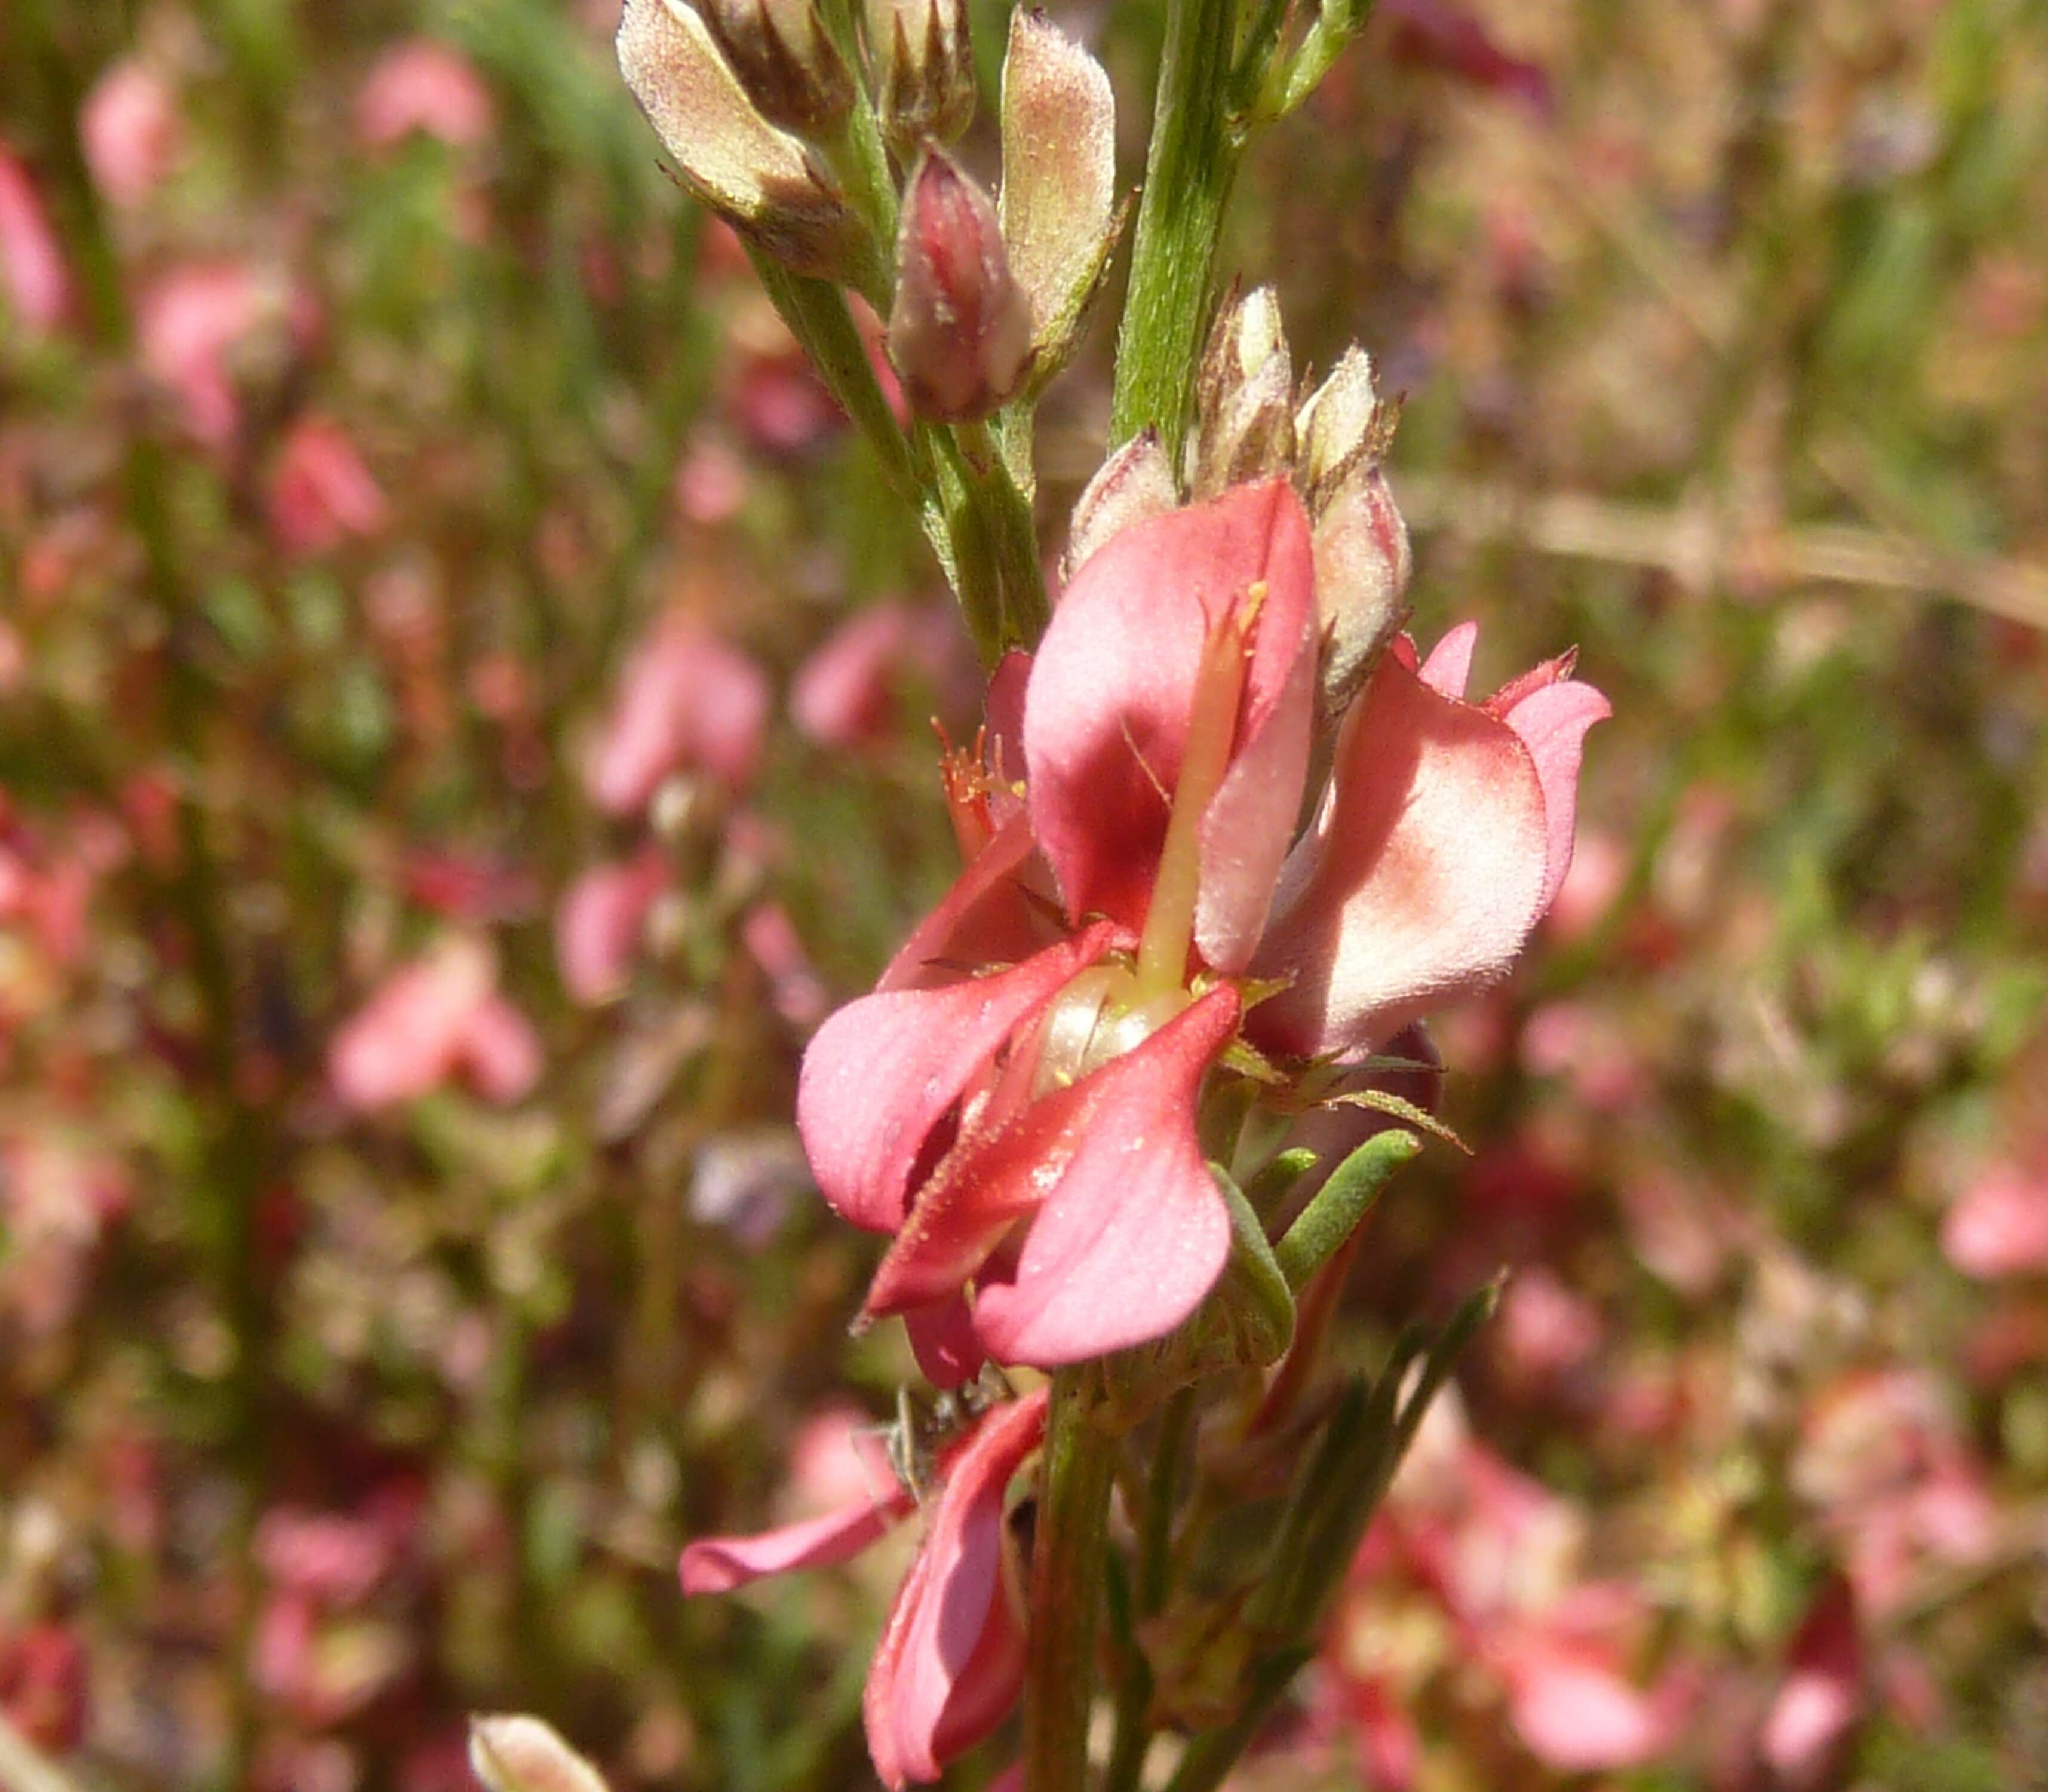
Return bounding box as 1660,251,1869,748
1500,677,1610,915
1024,481,1317,943
1251,647,1550,1057
458,996,544,1103
680,1488,913,1595
905,1294,986,1390
1417,619,1477,699
1502,1644,1670,1770
555,849,668,1005
865,1392,1048,1786
868,989,1241,1366
877,812,1048,995
799,926,1117,1232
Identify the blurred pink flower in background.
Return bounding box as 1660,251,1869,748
0,148,69,335
81,61,182,208
682,1390,1047,1789
0,1622,89,1754
585,616,770,815
556,848,668,1004
790,602,966,751
267,415,389,558
742,902,827,1029
328,938,542,1111
1942,1157,2048,1278
0,1133,131,1340
1758,1576,1863,1787
137,260,275,446
354,40,496,152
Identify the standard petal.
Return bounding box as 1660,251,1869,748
799,926,1117,1232
1417,619,1476,699
1499,677,1610,915
680,1487,913,1595
1025,480,1317,944
864,1392,1047,1787
1251,648,1550,1058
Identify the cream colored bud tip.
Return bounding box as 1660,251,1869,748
469,1715,612,1792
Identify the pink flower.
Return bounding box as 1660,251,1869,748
556,848,668,1004
586,616,770,815
137,261,272,447
0,148,69,335
266,415,389,559
80,62,182,208
354,41,496,153
681,1390,1047,1789
328,938,542,1110
790,602,965,751
1942,1159,2048,1278
1759,1577,1862,1787
799,481,1604,1373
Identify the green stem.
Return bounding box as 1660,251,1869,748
1024,1368,1118,1792
1102,1391,1196,1792
1108,0,1241,458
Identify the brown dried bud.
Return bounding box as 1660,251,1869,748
1186,285,1295,499
886,147,1033,423
469,1716,612,1792
618,0,867,279
1063,428,1177,578
700,0,855,137
1298,351,1410,722
998,10,1120,387
864,0,977,151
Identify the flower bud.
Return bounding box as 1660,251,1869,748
469,1715,612,1792
700,0,855,137
864,0,976,150
1063,428,1177,578
998,10,1120,386
886,148,1033,423
1186,285,1295,499
618,0,867,280
1296,347,1411,722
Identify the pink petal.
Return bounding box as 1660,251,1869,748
868,988,1241,1366
1024,481,1316,951
80,63,182,210
864,1391,1047,1786
681,1489,913,1595
0,149,70,335
266,416,389,559
329,941,494,1110
1502,1643,1670,1770
1942,1162,2048,1278
458,996,544,1103
798,926,1118,1232
791,605,914,750
904,1295,985,1389
877,813,1051,995
1500,677,1610,914
1761,1577,1862,1781
1417,619,1477,699
556,849,668,1004
1251,646,1550,1057
355,39,495,151
587,618,770,815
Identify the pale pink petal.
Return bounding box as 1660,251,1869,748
137,262,271,446
1417,619,1477,699
1942,1162,2048,1278
355,40,496,151
587,618,770,814
0,149,69,335
458,996,544,1103
266,416,389,559
680,1492,913,1595
1500,677,1610,914
791,605,913,749
328,941,493,1110
1251,646,1551,1057
1502,1643,1671,1770
864,1391,1046,1786
81,63,181,208
556,849,668,1004
797,926,1118,1232
1024,480,1316,948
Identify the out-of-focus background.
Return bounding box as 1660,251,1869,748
2,1,2045,1787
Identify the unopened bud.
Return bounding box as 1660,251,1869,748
998,10,1120,387
469,1715,612,1792
1186,286,1295,499
618,0,867,280
701,0,854,136
1311,461,1411,724
1063,428,1177,578
1295,345,1398,510
886,148,1033,423
864,0,976,149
